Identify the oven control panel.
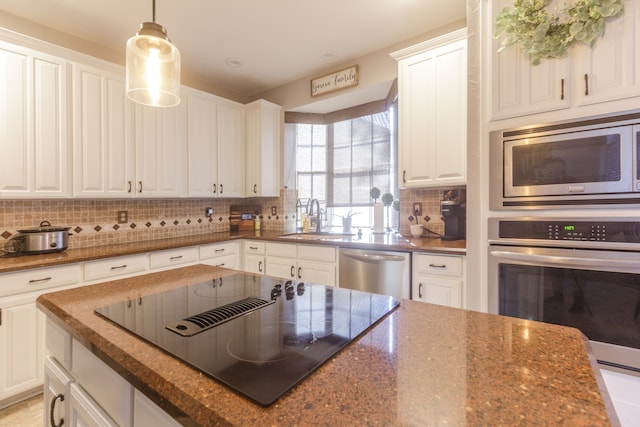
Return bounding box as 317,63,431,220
498,220,640,243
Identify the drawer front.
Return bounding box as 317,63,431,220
266,242,297,258
199,242,238,260
84,254,149,282
149,247,199,270
298,244,336,263
0,264,83,296
199,253,238,269
413,254,462,277
46,318,72,370
244,240,265,255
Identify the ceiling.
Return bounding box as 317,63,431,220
0,0,466,110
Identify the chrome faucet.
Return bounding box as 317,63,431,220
307,199,322,232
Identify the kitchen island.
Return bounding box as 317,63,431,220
37,264,618,426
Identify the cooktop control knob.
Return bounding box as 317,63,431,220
296,282,305,296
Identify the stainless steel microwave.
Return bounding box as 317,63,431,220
490,112,640,209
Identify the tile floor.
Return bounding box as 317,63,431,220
0,394,42,427
1,371,639,426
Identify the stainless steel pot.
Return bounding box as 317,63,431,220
4,221,71,255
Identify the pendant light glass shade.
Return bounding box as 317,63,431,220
126,19,180,107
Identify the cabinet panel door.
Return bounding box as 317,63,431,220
0,43,69,198
186,90,217,197
0,293,44,399
489,0,570,120
266,256,296,280
413,275,462,308
72,63,134,197
298,261,336,286
244,254,265,275
68,383,118,427
217,102,246,197
44,356,73,427
135,104,185,197
574,1,639,106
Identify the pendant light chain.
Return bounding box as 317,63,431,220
152,0,156,23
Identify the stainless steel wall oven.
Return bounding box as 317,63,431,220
488,217,640,375
490,111,640,209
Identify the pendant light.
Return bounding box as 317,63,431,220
126,0,180,107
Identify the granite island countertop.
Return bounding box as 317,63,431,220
1,229,465,273
37,264,619,426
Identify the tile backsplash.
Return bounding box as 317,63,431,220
398,186,466,237
0,189,298,249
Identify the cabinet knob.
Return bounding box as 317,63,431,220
49,393,65,427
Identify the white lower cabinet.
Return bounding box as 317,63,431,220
133,389,180,427
242,240,266,275
412,253,465,308
68,383,118,427
0,291,45,404
44,356,73,427
45,318,178,426
265,242,336,286
199,241,239,269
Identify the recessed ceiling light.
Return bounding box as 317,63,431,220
225,58,243,68
320,50,338,60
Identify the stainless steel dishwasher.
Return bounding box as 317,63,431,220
338,249,410,300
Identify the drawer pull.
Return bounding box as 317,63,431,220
214,248,225,253
28,277,52,284
290,266,295,277
428,263,447,269
110,265,127,270
258,261,263,273
170,255,183,261
419,283,423,299
49,393,65,427
216,263,226,267
127,180,132,193
249,246,258,250
297,267,302,279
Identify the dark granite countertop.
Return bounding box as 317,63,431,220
0,230,465,274
37,265,618,426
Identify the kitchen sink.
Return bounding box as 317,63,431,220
279,232,355,240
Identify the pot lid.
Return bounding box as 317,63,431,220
17,220,71,233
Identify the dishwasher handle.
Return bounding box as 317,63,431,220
341,251,405,263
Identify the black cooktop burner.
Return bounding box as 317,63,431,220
95,273,399,406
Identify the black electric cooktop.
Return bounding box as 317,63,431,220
95,273,399,406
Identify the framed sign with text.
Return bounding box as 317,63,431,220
310,65,359,97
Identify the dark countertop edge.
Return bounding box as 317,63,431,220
1,231,466,273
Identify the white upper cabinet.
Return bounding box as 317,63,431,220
489,0,640,121
490,0,570,120
72,61,135,197
245,99,282,197
392,29,467,188
573,0,640,106
0,40,70,198
134,102,186,197
185,87,245,198
216,101,246,197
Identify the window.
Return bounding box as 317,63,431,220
290,103,398,229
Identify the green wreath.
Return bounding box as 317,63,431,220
494,0,624,65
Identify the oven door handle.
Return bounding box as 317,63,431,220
489,250,640,269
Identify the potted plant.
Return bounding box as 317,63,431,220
392,199,400,231
369,187,381,203
336,210,359,233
